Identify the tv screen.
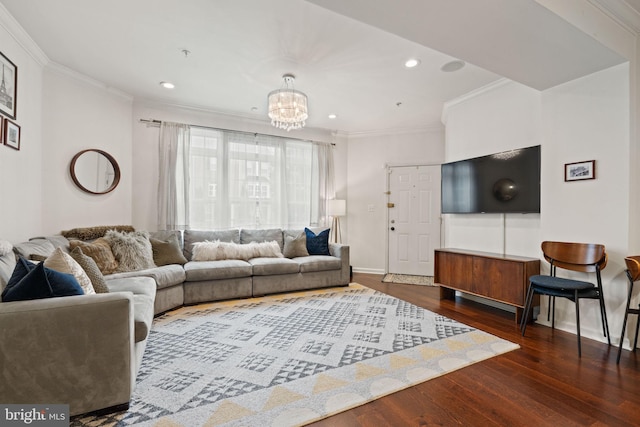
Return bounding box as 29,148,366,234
441,145,541,214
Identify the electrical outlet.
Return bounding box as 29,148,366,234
367,204,375,212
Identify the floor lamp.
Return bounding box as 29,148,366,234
327,199,346,244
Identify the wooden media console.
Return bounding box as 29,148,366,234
434,248,540,324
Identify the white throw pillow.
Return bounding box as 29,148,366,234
192,240,283,261
0,240,12,257
44,247,95,294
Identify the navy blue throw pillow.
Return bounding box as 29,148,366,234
305,227,331,256
1,261,84,302
1,257,37,300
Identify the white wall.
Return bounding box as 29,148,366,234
442,63,631,346
540,63,630,343
0,11,43,242
347,128,445,273
132,101,341,231
442,80,543,256
41,67,133,233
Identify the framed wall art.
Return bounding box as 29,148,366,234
0,51,16,120
565,160,595,182
4,118,20,150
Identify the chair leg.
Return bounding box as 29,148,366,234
617,311,630,364
617,280,635,364
598,294,610,345
575,290,582,357
633,309,640,353
521,285,534,335
551,296,556,329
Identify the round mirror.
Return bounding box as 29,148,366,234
70,149,121,195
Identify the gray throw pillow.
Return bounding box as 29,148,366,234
150,235,188,266
283,233,309,258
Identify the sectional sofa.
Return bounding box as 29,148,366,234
0,227,350,416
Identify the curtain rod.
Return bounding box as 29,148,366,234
138,119,335,146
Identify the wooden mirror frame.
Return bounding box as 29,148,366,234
70,149,121,195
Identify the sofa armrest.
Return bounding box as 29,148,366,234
0,292,136,416
329,243,350,285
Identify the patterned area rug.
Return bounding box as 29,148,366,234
382,273,435,286
72,284,518,427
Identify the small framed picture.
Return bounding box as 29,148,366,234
565,160,595,182
4,118,20,150
0,51,17,120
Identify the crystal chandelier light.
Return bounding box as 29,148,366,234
268,74,308,131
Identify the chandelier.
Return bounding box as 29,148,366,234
268,74,308,131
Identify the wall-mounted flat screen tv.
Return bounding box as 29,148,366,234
441,145,541,214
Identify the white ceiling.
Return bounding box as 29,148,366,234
0,0,630,134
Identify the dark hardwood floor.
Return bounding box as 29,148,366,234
309,273,640,427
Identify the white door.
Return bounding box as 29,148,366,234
387,165,441,276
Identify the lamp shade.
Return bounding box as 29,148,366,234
327,199,346,217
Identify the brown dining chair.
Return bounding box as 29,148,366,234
521,241,610,357
617,256,640,363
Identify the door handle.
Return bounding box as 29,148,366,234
390,227,395,231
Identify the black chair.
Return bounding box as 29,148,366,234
520,241,610,357
617,256,640,363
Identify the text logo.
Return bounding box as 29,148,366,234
1,405,68,426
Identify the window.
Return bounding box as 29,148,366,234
186,127,326,230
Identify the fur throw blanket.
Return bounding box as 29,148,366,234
61,225,135,241
192,240,283,261
0,240,13,257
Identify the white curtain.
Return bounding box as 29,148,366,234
161,125,335,230
314,142,335,228
157,122,190,230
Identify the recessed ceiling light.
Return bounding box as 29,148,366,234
328,114,337,119
251,107,259,112
404,58,421,68
159,81,175,89
441,60,466,72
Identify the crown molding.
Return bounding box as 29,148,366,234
46,62,133,101
135,98,335,140
441,78,514,125
588,0,640,35
0,3,48,66
137,98,443,140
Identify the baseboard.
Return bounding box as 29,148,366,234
352,267,385,275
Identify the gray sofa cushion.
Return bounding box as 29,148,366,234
0,251,17,292
249,257,300,276
184,260,252,281
105,276,156,342
36,235,71,252
241,228,284,251
107,265,186,290
183,229,240,261
13,239,56,259
296,255,342,273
